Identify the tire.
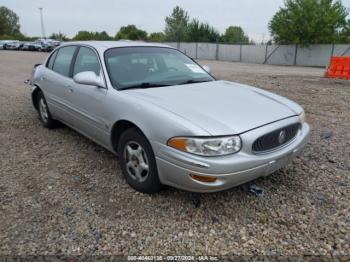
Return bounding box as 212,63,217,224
36,91,56,129
117,127,163,194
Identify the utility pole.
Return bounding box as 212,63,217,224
38,7,46,39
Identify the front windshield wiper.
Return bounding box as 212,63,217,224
177,79,213,85
119,82,172,91
119,79,213,90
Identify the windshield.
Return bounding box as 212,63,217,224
104,47,214,90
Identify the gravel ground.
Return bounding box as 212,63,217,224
0,51,349,257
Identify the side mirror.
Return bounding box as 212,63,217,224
202,65,211,73
73,71,105,88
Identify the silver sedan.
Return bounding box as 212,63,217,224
30,41,310,193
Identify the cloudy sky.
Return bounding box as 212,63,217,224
2,0,350,41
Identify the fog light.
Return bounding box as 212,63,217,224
190,174,217,183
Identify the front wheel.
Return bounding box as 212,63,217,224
118,128,163,194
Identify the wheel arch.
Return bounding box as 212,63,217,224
110,120,148,153
31,85,42,111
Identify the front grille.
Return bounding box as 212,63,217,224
252,123,301,152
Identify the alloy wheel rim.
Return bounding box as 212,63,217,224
39,98,49,123
124,141,149,182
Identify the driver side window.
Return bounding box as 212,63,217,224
73,47,101,76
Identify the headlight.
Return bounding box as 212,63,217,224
299,110,306,123
167,136,242,156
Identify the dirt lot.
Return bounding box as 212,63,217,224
0,51,349,257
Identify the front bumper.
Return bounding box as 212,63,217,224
153,116,310,193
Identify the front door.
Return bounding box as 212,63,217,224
67,46,111,148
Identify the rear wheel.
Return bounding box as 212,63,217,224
37,91,56,129
118,128,163,193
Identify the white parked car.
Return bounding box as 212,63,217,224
0,40,19,50
5,41,21,50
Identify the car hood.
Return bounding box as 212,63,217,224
126,80,301,135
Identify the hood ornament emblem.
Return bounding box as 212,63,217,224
278,130,286,144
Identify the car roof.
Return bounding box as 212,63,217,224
60,40,173,52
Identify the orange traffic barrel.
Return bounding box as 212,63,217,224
326,56,350,79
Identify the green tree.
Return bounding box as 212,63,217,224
148,32,165,42
115,25,147,40
73,31,94,40
94,31,112,40
0,6,22,37
269,0,350,45
49,32,69,41
339,21,350,43
221,26,249,43
73,31,112,41
164,6,189,41
185,19,220,42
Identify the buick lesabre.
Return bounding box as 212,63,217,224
29,41,310,193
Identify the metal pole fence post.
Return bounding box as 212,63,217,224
264,44,268,64
293,44,298,66
239,44,242,62
330,43,335,57
195,42,198,59
216,39,219,60
326,43,335,69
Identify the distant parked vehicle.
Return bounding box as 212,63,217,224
36,39,61,52
5,41,22,50
0,40,19,50
42,41,58,52
40,42,54,52
0,39,61,52
40,38,60,44
52,40,61,47
22,42,43,51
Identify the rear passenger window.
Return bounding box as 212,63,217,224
52,46,77,77
73,47,101,76
47,50,58,69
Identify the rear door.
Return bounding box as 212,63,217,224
41,45,78,124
